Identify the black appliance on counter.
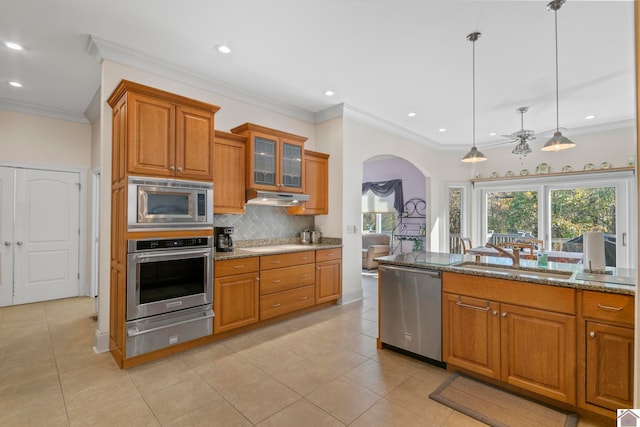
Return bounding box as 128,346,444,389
214,226,234,252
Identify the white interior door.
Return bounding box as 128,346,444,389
0,167,15,307
13,168,80,305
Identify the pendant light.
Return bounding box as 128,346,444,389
542,0,575,151
462,32,487,163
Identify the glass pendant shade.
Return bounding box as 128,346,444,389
542,130,575,151
462,146,487,162
512,140,532,156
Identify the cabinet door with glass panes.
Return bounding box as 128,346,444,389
248,133,304,193
279,139,303,191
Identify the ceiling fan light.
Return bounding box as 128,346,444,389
462,146,487,163
542,131,575,151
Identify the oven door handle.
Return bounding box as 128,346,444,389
131,249,211,262
127,309,215,337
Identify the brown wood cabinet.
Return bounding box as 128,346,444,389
315,248,342,303
442,272,576,404
231,123,306,193
259,251,316,320
213,258,260,334
579,290,634,414
109,80,219,181
288,150,329,215
214,130,246,214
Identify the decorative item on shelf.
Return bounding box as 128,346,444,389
520,169,529,176
561,165,573,172
542,0,576,152
461,32,487,163
490,171,499,178
506,170,514,177
599,161,611,169
583,163,595,171
536,163,550,174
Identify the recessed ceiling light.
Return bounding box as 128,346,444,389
8,81,23,88
408,112,416,117
489,132,497,136
4,41,23,50
438,128,447,132
585,114,595,120
216,44,231,54
324,90,334,97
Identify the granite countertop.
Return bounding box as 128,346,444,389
215,242,342,261
376,251,636,296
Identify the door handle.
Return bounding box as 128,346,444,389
4,241,10,246
16,241,23,246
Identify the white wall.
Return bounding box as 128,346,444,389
0,109,91,168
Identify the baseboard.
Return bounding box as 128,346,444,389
339,288,364,305
93,328,110,353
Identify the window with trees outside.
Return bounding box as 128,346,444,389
477,174,633,267
362,190,397,236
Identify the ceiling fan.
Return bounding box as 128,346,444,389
501,107,536,157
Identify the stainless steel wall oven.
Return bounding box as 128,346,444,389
125,236,214,358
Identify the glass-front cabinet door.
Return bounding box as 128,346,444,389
280,141,302,190
253,136,276,186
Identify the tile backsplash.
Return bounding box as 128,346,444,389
214,205,314,241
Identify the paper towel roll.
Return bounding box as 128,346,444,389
583,231,606,271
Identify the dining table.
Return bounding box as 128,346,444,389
466,246,583,264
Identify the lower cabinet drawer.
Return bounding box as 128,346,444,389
582,290,634,326
260,263,315,295
260,285,315,321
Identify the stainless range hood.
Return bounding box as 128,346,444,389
246,189,309,207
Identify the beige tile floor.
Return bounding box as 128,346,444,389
0,273,612,426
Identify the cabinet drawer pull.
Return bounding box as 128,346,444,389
300,256,308,260
300,296,308,300
271,260,281,264
456,296,490,311
597,304,623,312
272,303,281,308
233,265,244,269
300,274,309,278
271,279,281,283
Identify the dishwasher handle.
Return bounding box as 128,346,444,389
379,265,441,279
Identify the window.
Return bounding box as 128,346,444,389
475,172,634,267
448,187,462,253
362,190,397,235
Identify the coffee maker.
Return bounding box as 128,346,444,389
214,226,234,252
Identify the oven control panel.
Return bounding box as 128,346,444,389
128,237,212,253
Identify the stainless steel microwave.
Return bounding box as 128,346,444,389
127,176,213,230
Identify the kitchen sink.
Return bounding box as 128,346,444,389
454,262,574,280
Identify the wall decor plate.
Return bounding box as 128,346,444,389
490,171,499,178
561,165,573,172
599,161,611,169
584,163,596,170
506,170,514,177
536,163,550,174
520,169,529,176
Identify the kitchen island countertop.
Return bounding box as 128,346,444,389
376,251,636,296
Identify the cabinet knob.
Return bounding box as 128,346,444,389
501,312,507,318
169,165,175,170
177,167,183,172
492,310,498,316
16,241,23,246
589,331,596,338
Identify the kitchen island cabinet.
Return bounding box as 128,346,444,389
579,290,634,415
442,272,577,404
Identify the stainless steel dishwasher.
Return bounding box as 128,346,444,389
379,265,443,365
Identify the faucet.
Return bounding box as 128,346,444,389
485,242,520,268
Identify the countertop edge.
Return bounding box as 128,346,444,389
376,257,635,296
215,244,343,261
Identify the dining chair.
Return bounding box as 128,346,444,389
460,237,472,254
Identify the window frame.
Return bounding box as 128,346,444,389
472,171,635,268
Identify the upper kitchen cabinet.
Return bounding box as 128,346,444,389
288,150,329,215
214,130,246,214
231,123,306,194
107,80,220,181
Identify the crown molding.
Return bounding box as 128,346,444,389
87,36,316,124
0,98,89,123
84,89,101,123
